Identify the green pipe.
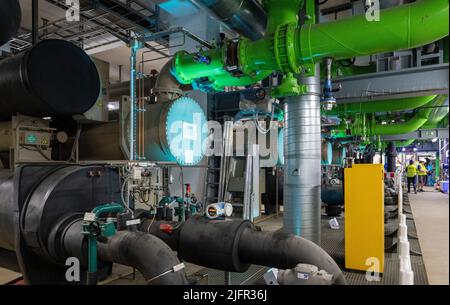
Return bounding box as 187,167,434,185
83,203,125,285
365,96,447,136
171,0,448,94
326,95,437,115
299,0,449,64
263,0,304,34
422,95,449,129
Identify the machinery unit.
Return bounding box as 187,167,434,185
344,164,385,273
0,0,448,289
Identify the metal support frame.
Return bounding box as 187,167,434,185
380,128,449,141
129,39,140,161
331,64,449,103
32,0,39,45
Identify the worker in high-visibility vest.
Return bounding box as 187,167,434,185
418,161,428,192
406,160,418,194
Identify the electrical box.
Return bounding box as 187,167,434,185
344,164,385,274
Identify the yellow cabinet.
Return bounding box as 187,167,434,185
344,164,385,273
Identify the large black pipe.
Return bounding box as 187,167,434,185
0,0,21,46
0,39,100,119
140,216,346,284
190,0,267,41
386,142,397,172
97,230,189,285
238,228,347,285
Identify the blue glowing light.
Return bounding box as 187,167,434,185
165,97,208,166
278,128,284,165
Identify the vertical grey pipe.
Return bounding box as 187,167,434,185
283,65,322,244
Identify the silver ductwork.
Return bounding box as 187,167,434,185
190,0,267,41
283,65,322,245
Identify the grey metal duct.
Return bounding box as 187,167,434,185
0,0,21,46
283,65,322,244
190,0,267,41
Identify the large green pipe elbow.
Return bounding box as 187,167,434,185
326,95,437,115
372,113,429,136
299,0,449,64
422,95,449,128
371,95,447,136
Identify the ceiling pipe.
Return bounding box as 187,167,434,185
299,0,449,63
422,95,449,129
342,95,449,137
170,0,448,92
190,0,267,41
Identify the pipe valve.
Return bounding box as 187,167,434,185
321,58,341,111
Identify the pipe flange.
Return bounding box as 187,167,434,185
274,23,300,74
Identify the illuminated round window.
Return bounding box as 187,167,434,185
165,97,208,165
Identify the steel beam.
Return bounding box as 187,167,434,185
380,128,449,141
330,64,449,103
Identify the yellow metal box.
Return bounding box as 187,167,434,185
344,164,385,273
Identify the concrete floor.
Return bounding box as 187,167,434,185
409,187,449,285
0,267,20,285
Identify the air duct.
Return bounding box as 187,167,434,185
0,40,100,120
0,0,21,46
283,67,322,244
190,0,267,41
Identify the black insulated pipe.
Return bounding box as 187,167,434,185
97,230,189,285
238,228,347,285
385,142,397,173
139,216,346,284
190,0,267,41
0,0,21,46
0,39,100,119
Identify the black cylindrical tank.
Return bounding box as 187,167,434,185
0,0,21,46
0,39,100,119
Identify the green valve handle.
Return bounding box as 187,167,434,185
82,203,126,285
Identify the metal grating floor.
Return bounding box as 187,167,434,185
199,193,428,285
